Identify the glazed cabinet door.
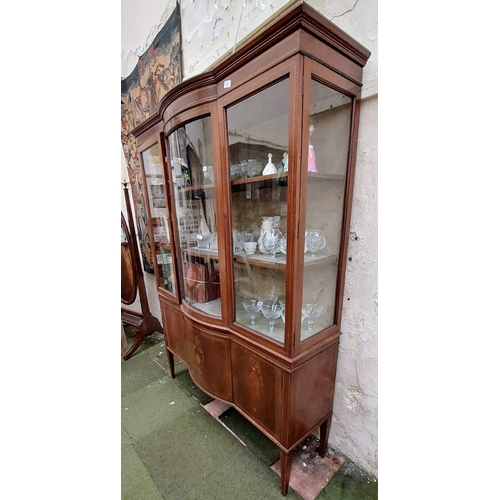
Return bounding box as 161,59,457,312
298,59,361,344
223,74,293,347
140,140,177,296
166,114,222,318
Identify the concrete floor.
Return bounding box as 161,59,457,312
121,328,377,499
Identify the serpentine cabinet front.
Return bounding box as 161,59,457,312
133,3,370,495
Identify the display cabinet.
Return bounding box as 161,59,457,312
131,2,370,495
140,139,177,296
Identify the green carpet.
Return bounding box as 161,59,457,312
316,458,378,499
219,407,281,465
175,368,214,405
122,333,377,499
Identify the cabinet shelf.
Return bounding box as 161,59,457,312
181,246,337,270
157,243,172,251
176,171,344,195
229,171,344,192
234,251,337,270
177,183,215,194
232,172,288,186
182,246,219,260
308,172,345,181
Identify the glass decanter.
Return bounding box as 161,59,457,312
261,228,283,259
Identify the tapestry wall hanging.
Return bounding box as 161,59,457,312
121,2,182,273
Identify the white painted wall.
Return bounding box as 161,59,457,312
121,0,378,477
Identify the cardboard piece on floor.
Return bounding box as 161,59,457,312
270,436,343,500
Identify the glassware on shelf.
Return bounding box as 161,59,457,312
305,230,326,257
233,230,246,252
196,233,211,249
209,233,218,250
261,228,283,258
301,303,323,331
230,163,241,180
279,234,287,254
246,159,263,177
242,299,263,325
258,293,278,307
258,216,280,253
261,304,283,333
279,299,286,323
243,242,257,255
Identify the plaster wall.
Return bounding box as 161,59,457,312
121,0,378,477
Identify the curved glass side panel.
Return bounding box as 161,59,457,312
227,78,289,344
141,143,176,295
167,116,221,318
300,80,353,341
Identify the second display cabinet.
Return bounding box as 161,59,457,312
133,2,370,495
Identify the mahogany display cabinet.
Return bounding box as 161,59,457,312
132,2,370,495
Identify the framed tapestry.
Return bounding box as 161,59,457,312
121,2,182,273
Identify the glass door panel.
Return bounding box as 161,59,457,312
227,78,289,344
167,116,221,318
141,143,176,295
301,79,353,341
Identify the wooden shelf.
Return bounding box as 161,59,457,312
181,245,337,269
234,251,337,270
177,172,343,197
177,183,215,194
157,243,172,251
182,246,219,260
308,172,345,180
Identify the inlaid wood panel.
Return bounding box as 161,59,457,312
184,318,233,402
161,300,188,364
231,341,284,442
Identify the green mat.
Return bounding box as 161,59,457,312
174,369,214,405
316,458,378,499
219,407,280,465
174,369,279,465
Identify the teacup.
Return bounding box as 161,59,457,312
243,242,257,255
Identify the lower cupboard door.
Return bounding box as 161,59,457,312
231,342,284,443
184,319,233,402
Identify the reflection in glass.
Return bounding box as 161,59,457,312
301,79,353,341
228,78,289,344
141,143,175,295
168,116,221,317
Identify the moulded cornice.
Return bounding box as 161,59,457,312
131,1,371,139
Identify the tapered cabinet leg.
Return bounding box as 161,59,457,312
280,449,294,496
167,350,176,378
319,416,332,457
